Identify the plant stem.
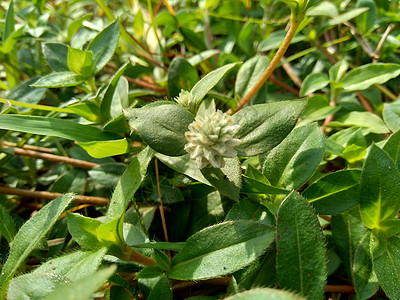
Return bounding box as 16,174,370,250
0,186,109,206
155,159,169,244
235,16,300,112
1,143,99,169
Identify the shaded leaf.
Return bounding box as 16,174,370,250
169,220,275,280
276,192,327,300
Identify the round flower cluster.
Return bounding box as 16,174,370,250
174,90,197,113
184,109,241,169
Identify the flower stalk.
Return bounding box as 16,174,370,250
234,4,306,112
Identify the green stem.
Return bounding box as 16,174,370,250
235,14,301,112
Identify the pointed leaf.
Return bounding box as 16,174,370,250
276,192,327,300
331,207,368,278
42,43,69,72
382,129,400,169
2,0,15,43
88,19,120,73
43,266,117,300
169,220,275,280
106,147,154,221
33,248,107,280
125,103,194,156
359,144,400,229
191,63,237,103
0,194,75,294
372,235,400,299
300,73,330,96
339,63,400,92
233,100,307,156
353,231,379,300
31,71,85,88
66,212,102,250
303,169,361,214
262,123,325,190
167,57,199,98
0,204,16,243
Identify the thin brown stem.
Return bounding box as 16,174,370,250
0,186,109,206
235,17,300,112
325,285,355,294
1,141,54,154
155,159,169,244
1,144,99,169
270,74,300,96
281,56,303,88
373,23,395,63
356,91,374,113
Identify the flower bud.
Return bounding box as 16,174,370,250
184,109,241,169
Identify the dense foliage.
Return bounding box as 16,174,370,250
1,0,400,299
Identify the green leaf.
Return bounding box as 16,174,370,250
155,153,212,186
97,217,126,256
100,63,129,121
326,8,369,27
329,60,349,82
169,220,275,280
298,95,340,126
0,204,16,243
133,10,144,38
262,123,325,190
339,63,400,92
225,288,306,300
276,192,327,300
7,273,69,300
331,207,368,278
77,139,129,158
356,0,376,34
88,19,120,73
303,169,361,214
135,266,164,279
2,0,15,43
106,147,154,221
191,63,238,103
235,56,269,104
359,144,400,229
383,102,400,132
201,157,241,201
0,194,75,294
147,275,172,300
31,71,84,88
33,248,107,280
372,235,400,299
0,114,124,143
68,14,92,41
132,241,185,252
299,73,330,96
42,265,117,300
167,57,199,99
225,198,275,226
353,231,379,300
241,176,290,196
66,212,103,250
125,103,194,156
67,46,94,77
330,111,389,134
42,43,70,72
382,130,400,169
180,27,206,51
233,100,307,157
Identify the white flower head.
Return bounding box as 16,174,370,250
184,109,242,169
174,90,197,113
